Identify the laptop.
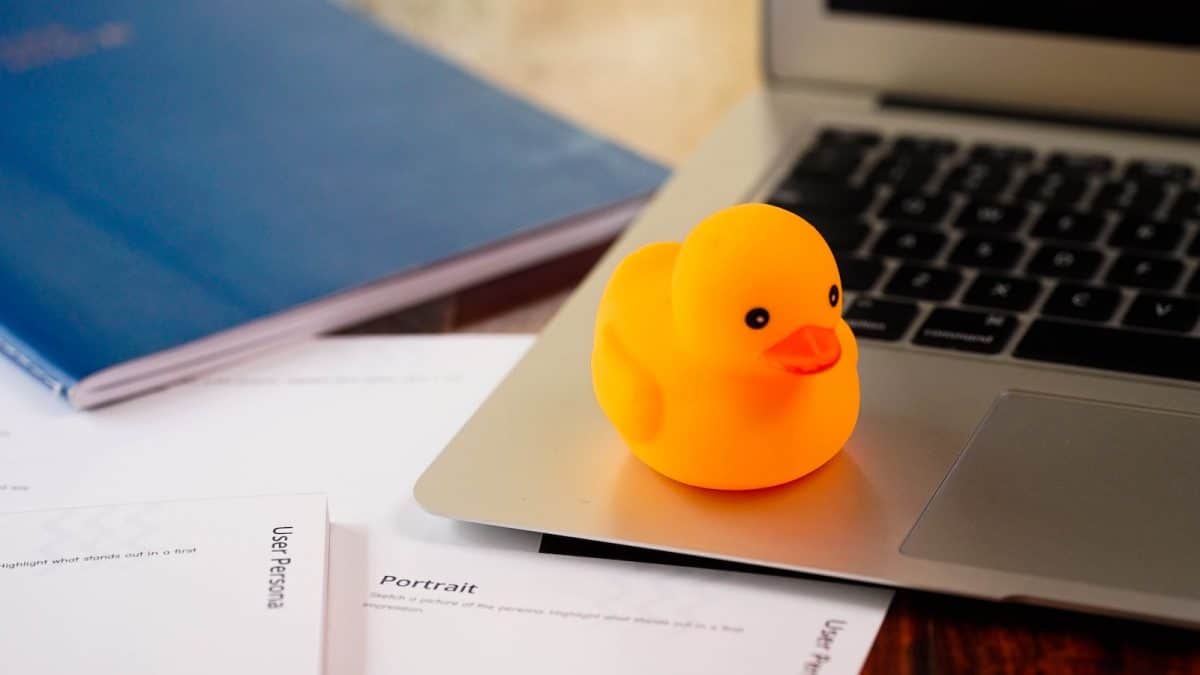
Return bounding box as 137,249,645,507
416,1,1200,627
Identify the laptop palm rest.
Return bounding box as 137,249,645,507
901,391,1200,600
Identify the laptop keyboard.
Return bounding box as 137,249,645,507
768,125,1200,383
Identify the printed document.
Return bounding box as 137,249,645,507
327,530,889,675
0,494,328,675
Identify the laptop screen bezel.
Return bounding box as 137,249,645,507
764,0,1200,127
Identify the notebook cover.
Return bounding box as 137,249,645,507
0,0,666,396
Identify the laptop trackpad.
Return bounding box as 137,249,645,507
901,392,1200,599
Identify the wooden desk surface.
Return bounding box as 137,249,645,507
359,0,760,167
359,3,1200,671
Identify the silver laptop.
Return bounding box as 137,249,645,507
417,1,1200,627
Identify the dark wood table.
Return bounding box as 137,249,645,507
863,591,1200,674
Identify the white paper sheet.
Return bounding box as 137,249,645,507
0,494,328,675
0,336,542,551
327,532,889,675
0,336,892,674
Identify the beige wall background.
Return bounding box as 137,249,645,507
358,1,761,166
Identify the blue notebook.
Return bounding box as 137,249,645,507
0,0,666,408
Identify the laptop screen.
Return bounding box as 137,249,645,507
828,2,1196,48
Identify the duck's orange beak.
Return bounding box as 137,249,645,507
764,325,842,375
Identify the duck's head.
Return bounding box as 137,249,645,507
671,203,852,377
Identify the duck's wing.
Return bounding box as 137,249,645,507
591,323,663,443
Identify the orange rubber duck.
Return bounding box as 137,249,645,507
592,203,860,490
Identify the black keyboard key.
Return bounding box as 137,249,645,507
844,297,918,341
863,155,937,191
942,162,1012,196
1108,218,1183,252
1093,180,1166,216
803,213,870,251
878,193,951,227
883,264,961,300
949,234,1024,270
969,143,1035,166
1189,269,1200,295
1042,283,1120,322
1030,209,1105,243
1026,244,1103,280
816,127,881,147
893,134,957,157
962,274,1041,312
1124,293,1199,332
1047,151,1114,176
954,201,1026,233
1125,160,1192,184
1015,319,1200,381
913,308,1017,354
837,256,884,291
872,227,946,261
792,145,864,180
1017,172,1087,206
1105,254,1183,290
770,178,872,216
1190,230,1200,257
1171,189,1200,222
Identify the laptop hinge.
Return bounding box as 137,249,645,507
881,92,1200,141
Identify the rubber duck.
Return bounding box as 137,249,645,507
592,203,860,490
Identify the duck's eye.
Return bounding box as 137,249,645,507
744,307,770,330
828,284,840,307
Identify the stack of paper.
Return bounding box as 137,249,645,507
0,495,328,674
0,336,892,674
